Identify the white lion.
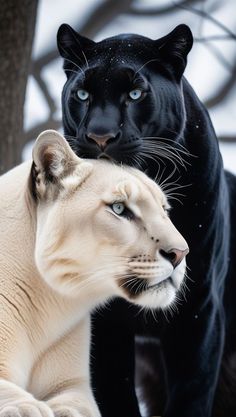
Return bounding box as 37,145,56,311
0,130,188,417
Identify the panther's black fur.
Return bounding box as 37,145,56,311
57,23,236,417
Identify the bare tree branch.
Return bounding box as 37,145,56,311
127,1,236,41
201,41,233,71
178,2,236,40
219,136,236,143
33,70,57,115
204,59,236,109
195,35,236,42
31,0,133,72
125,0,199,16
23,118,61,145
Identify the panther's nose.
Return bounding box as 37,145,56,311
86,132,116,150
160,248,189,268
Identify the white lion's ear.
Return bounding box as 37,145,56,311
32,130,79,179
31,130,93,200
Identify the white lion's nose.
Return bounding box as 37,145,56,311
160,247,189,268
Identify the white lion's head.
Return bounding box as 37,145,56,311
32,130,188,310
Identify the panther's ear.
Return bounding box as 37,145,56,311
156,24,193,80
57,24,95,77
31,130,93,200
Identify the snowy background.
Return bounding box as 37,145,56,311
24,0,236,174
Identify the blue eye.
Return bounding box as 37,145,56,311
109,202,135,220
112,202,125,215
129,89,142,100
77,89,89,101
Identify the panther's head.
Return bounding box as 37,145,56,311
33,130,188,310
57,24,193,171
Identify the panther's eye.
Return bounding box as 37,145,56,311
112,202,125,215
129,89,142,100
77,89,89,101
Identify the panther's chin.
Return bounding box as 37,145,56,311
97,152,114,161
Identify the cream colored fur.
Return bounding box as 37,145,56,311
0,130,188,417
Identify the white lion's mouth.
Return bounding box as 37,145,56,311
127,257,174,288
147,275,180,292
147,276,172,291
119,257,187,309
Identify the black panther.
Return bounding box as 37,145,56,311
57,23,236,417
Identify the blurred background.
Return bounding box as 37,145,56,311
0,0,235,175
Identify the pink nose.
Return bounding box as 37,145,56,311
160,248,189,268
87,132,115,149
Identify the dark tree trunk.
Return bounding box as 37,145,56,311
0,0,38,175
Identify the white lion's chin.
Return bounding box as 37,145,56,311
135,280,176,309
134,259,186,310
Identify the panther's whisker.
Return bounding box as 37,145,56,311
67,26,90,70
142,136,194,157
141,145,191,170
60,45,85,76
132,154,144,170
142,144,188,167
139,150,169,166
141,138,187,154
140,144,183,165
134,58,160,76
65,26,89,70
135,153,149,169
81,49,89,70
62,69,82,76
156,166,175,189
144,141,191,159
153,160,162,181
138,151,163,166
140,149,179,174
64,58,85,76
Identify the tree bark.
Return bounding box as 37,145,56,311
0,0,38,175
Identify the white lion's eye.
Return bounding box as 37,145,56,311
77,89,89,101
129,89,142,100
111,202,125,215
